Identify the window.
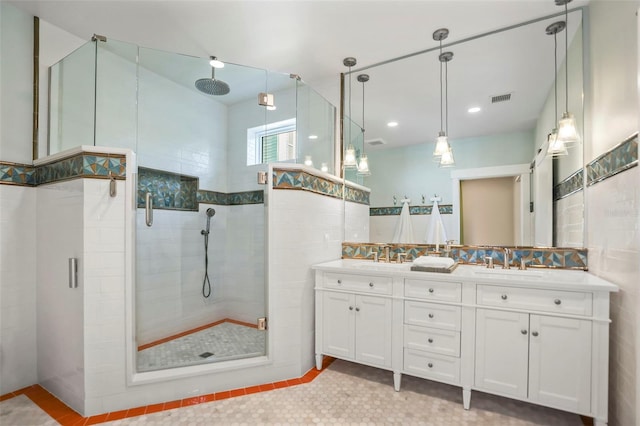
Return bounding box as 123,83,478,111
247,119,296,165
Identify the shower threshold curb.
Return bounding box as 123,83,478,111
0,357,336,425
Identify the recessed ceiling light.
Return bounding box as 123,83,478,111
468,107,481,113
308,135,318,140
387,121,399,127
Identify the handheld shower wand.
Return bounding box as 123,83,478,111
201,208,216,298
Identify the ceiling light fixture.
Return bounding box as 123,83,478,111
468,107,481,113
546,20,568,157
209,56,225,69
308,135,318,140
432,28,455,168
357,73,371,176
387,121,399,127
555,0,580,146
343,57,357,169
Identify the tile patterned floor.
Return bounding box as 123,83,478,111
1,359,586,425
137,322,266,372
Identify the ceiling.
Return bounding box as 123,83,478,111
10,0,589,149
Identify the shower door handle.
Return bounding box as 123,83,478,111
145,192,153,227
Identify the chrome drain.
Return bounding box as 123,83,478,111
199,352,214,358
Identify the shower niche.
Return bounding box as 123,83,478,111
48,36,337,374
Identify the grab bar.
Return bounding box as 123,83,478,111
145,192,153,227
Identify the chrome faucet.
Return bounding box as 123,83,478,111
502,248,511,269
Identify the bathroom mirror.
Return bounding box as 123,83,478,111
343,8,585,248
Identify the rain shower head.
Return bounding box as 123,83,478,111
195,68,230,96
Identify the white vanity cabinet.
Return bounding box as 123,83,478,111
315,272,394,372
312,260,617,426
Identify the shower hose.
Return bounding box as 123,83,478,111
202,231,212,298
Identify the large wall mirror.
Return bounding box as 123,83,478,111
343,8,585,248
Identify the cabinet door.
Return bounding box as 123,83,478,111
475,309,529,398
355,295,392,368
322,292,355,359
529,315,591,413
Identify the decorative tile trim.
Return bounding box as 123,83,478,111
273,168,370,205
0,161,36,186
342,242,588,270
587,132,638,187
197,189,264,205
370,205,453,216
137,167,199,211
553,168,584,201
0,153,126,187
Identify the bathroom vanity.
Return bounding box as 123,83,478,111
312,260,618,426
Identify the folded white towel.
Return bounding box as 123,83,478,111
412,256,455,269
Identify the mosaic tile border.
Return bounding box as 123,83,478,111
370,205,453,216
342,242,588,270
0,161,36,186
137,167,199,211
197,189,264,205
553,168,584,201
586,132,638,186
273,169,370,205
0,154,126,187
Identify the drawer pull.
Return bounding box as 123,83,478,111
428,288,434,293
369,282,374,287
355,307,360,312
501,294,508,300
532,331,539,337
337,279,342,284
427,362,434,368
521,329,528,335
428,338,433,343
554,299,562,305
428,313,434,319
349,306,353,311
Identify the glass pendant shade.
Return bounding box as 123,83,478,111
433,131,450,157
357,154,370,176
343,144,357,168
439,148,455,167
557,112,580,145
547,129,568,156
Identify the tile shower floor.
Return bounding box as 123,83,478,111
137,321,266,372
1,359,587,425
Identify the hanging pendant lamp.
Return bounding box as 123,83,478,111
432,28,451,158
438,50,455,167
546,21,568,157
357,74,371,176
555,0,580,146
343,57,358,169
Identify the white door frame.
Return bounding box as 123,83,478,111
451,164,532,245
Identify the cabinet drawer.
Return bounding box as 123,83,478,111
477,285,592,316
404,301,461,331
405,279,462,302
403,348,460,384
404,325,460,357
323,273,392,295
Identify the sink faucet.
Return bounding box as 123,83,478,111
502,248,511,269
383,245,391,263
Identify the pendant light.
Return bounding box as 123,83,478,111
555,0,580,146
432,28,455,167
343,57,358,169
546,21,568,157
357,73,371,176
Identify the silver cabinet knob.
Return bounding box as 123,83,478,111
369,282,374,287
521,329,528,335
349,306,353,311
428,288,434,293
532,331,539,337
554,299,561,305
355,307,360,312
501,294,508,300
428,338,433,343
428,313,434,318
427,363,433,368
337,279,342,284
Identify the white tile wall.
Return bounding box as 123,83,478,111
345,201,370,242
0,186,37,395
554,192,585,248
35,180,85,413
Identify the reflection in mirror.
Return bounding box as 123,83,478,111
343,9,584,248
